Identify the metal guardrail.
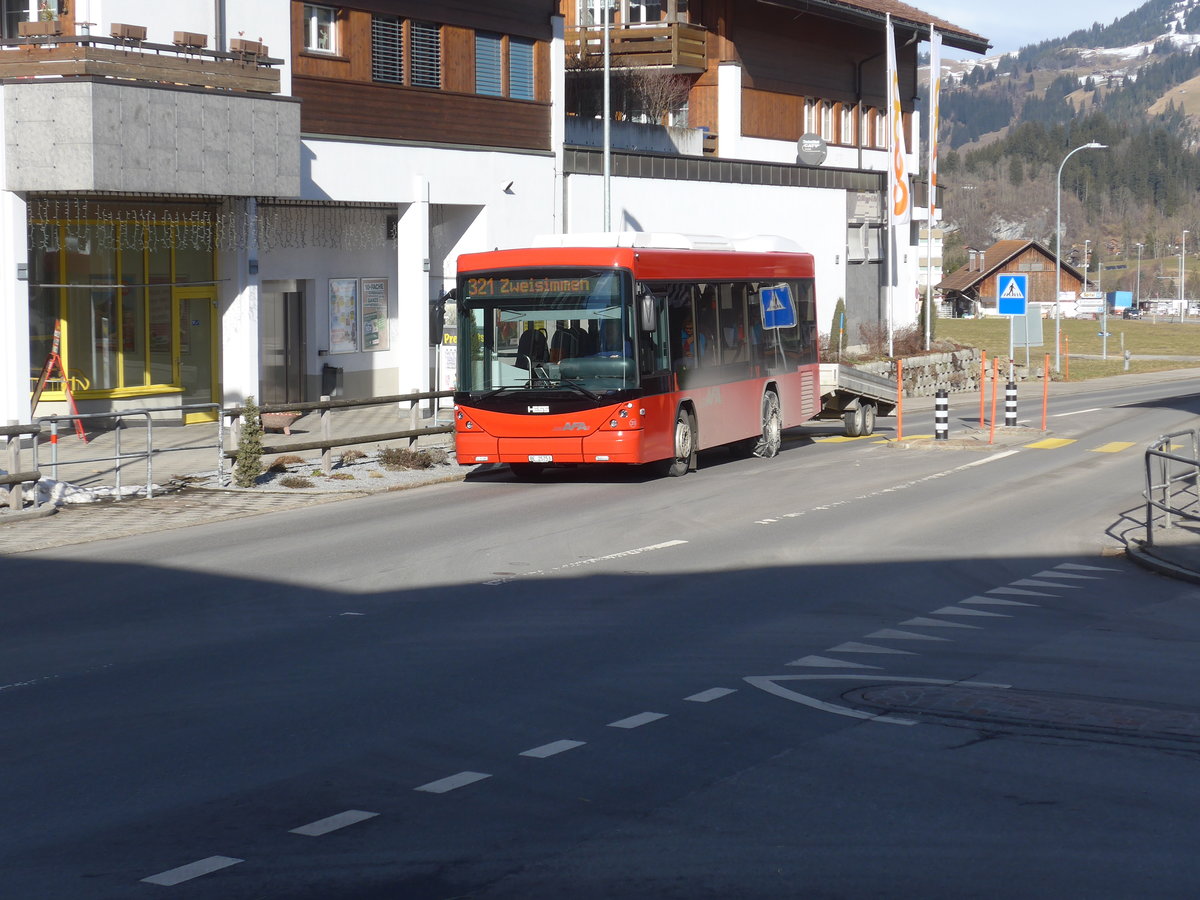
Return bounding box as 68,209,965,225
1144,428,1200,545
34,404,224,500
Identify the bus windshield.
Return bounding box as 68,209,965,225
457,268,636,396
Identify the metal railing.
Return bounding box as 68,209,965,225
34,404,224,500
1144,428,1200,545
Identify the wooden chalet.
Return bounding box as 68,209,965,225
937,240,1084,317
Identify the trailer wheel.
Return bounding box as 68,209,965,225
654,406,694,477
753,391,782,458
843,405,865,437
860,403,877,436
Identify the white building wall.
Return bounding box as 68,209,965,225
566,174,847,324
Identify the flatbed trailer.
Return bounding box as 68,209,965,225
816,362,898,436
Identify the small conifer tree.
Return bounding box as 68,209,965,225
233,395,264,487
829,298,847,359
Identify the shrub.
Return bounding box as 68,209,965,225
279,475,315,489
379,446,434,469
233,396,264,487
338,449,367,466
328,472,355,480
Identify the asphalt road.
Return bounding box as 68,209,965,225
3,375,1200,898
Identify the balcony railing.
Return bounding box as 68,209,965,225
567,21,708,74
0,34,282,93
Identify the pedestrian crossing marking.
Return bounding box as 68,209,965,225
1090,441,1135,453
1000,279,1025,299
1025,438,1075,449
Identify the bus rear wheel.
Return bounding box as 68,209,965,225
753,391,782,458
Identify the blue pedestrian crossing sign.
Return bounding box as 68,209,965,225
997,273,1028,316
760,284,797,330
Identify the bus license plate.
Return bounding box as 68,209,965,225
528,455,553,463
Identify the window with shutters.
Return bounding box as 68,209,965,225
371,16,403,84
410,21,441,88
476,32,503,96
508,37,535,100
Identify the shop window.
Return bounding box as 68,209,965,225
27,210,218,399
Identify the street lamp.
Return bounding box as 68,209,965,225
1135,242,1143,313
1181,229,1189,319
1055,141,1106,373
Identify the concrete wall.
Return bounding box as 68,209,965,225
4,82,300,196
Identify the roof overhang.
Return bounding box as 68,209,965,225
756,0,991,56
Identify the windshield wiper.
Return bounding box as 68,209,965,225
557,380,600,400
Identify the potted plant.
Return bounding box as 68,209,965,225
260,410,303,435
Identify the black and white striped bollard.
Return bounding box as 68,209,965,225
934,389,949,441
1005,381,1017,427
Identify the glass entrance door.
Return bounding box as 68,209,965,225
176,288,218,423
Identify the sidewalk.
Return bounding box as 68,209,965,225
3,369,1200,576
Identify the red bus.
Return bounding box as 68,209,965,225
453,233,820,477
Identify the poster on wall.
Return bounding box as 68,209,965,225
329,278,359,353
360,277,389,351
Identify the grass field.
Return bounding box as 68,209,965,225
935,316,1200,381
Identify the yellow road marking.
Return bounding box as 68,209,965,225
815,435,876,443
1025,438,1076,449
1090,441,1135,454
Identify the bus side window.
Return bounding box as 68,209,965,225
720,284,748,363
696,284,719,365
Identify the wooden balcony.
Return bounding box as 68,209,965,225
567,21,708,74
0,34,282,93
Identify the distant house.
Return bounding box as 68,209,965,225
937,240,1084,317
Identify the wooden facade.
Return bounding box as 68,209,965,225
290,0,554,150
938,241,1085,310
557,0,983,151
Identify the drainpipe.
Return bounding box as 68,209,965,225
213,0,226,51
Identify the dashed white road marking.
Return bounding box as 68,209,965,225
961,595,1037,607
900,616,981,630
415,771,492,794
827,641,916,655
142,856,243,886
930,606,1011,618
787,655,880,669
520,740,586,758
608,712,667,729
290,810,379,836
865,628,949,642
483,540,688,585
1053,407,1102,417
686,687,736,702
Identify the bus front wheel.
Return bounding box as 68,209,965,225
753,391,782,458
655,407,694,477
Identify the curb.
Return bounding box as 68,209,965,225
1125,541,1200,586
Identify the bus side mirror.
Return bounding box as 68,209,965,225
639,294,657,332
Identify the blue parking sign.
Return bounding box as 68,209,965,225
997,274,1028,316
